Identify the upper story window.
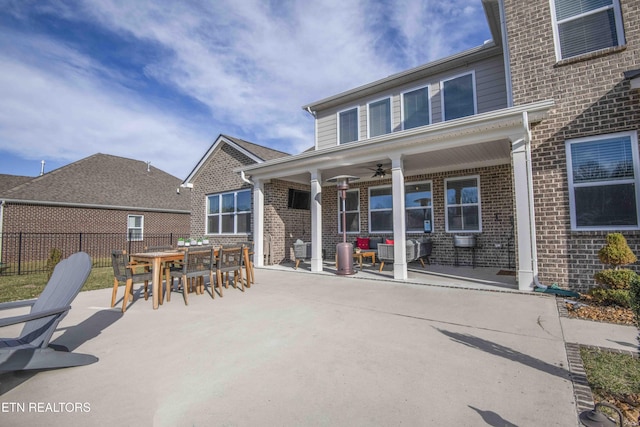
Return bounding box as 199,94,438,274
338,107,359,144
405,181,433,233
127,215,144,241
368,97,391,138
550,0,625,60
338,189,360,234
441,72,477,122
566,131,640,230
402,86,430,130
445,176,481,232
369,186,393,233
207,189,251,235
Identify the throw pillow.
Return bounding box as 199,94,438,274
385,239,394,245
357,237,370,250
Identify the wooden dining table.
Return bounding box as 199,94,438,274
130,246,253,310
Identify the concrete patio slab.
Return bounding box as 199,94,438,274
0,267,631,426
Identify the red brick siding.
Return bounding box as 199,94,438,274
504,0,640,291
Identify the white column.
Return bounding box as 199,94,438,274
310,170,323,272
512,137,535,291
391,156,408,280
253,178,265,267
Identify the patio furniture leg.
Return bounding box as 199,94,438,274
122,278,134,313
111,278,119,308
165,266,172,302
238,269,244,292
295,259,300,270
182,276,189,305
379,261,385,272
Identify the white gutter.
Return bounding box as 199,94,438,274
240,170,254,185
0,200,4,262
0,198,189,214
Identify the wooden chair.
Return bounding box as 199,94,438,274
239,241,255,286
111,250,153,313
169,247,215,305
217,246,244,292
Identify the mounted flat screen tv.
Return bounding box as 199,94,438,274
288,189,311,210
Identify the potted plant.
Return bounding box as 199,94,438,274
197,238,203,246
177,238,185,247
202,237,210,245
190,238,197,246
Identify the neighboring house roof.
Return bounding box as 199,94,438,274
0,174,32,193
183,134,290,184
0,153,189,212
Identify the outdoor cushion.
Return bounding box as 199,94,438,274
386,239,394,245
356,237,370,250
369,236,383,250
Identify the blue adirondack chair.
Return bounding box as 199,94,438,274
0,251,98,373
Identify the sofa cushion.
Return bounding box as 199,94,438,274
356,237,370,250
369,236,383,250
386,239,394,245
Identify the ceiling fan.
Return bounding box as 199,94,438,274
368,163,389,178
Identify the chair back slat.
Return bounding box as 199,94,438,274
218,247,243,273
22,252,92,347
182,247,213,277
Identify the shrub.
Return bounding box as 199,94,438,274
631,275,640,328
45,248,62,280
588,287,631,308
598,233,637,268
593,269,637,290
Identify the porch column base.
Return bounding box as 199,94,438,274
393,262,408,280
517,269,535,291
311,257,323,272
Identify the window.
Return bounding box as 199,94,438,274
441,72,476,121
338,189,360,233
368,98,391,138
338,107,359,144
127,215,143,241
207,189,251,234
402,86,430,130
551,0,625,60
369,186,393,233
566,132,640,230
445,176,481,232
405,182,433,233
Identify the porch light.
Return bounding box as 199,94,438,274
326,175,359,275
579,402,623,427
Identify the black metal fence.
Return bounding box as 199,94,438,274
0,232,189,276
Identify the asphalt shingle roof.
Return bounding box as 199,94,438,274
222,135,290,161
0,153,189,212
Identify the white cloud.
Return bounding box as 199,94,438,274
0,0,491,175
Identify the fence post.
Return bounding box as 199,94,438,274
17,231,23,275
79,232,83,252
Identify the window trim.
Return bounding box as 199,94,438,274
338,188,360,234
206,189,252,235
405,180,434,233
337,106,360,145
440,71,477,122
444,175,482,233
566,131,640,231
368,185,393,234
401,85,431,131
127,214,144,241
367,96,392,138
549,0,625,61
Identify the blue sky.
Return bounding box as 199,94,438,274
0,0,492,179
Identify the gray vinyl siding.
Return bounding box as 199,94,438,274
314,53,507,150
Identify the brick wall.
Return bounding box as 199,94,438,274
259,165,515,268
504,0,640,291
188,142,254,246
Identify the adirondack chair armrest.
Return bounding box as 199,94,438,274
0,299,37,311
0,305,71,328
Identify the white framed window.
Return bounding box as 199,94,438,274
338,107,359,144
441,71,477,121
550,0,625,61
206,189,251,235
445,176,481,232
405,181,433,233
402,86,430,130
566,131,640,230
367,97,392,138
338,189,360,234
369,186,393,233
127,215,144,241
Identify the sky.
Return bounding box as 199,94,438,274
0,0,492,180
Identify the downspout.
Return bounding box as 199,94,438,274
240,170,254,185
0,200,4,262
522,112,542,287
498,0,514,107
